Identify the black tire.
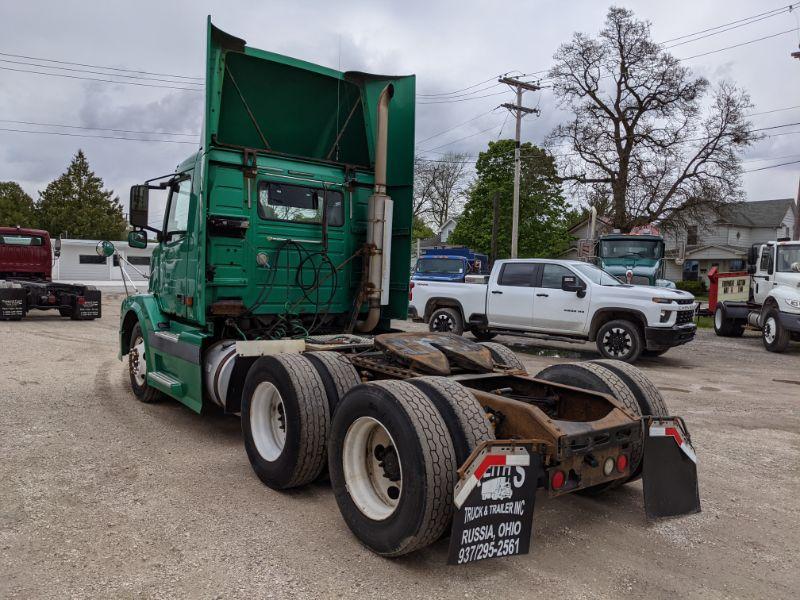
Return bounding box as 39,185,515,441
428,307,464,335
128,322,161,403
762,308,791,353
596,319,643,363
590,359,668,417
59,307,73,318
535,362,643,493
642,348,669,357
480,341,526,373
714,306,744,337
241,354,330,490
470,328,497,342
328,380,456,557
305,351,361,415
407,376,494,465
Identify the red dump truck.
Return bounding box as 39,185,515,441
0,226,101,320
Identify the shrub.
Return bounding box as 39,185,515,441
676,279,706,295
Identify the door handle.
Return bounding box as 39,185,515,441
536,293,549,297
491,290,503,295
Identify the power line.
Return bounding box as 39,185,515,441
659,3,799,44
417,89,509,105
415,109,497,146
0,127,198,144
0,119,198,137
0,65,202,92
680,28,796,60
419,122,503,153
743,158,800,172
0,50,203,81
417,75,504,97
0,58,203,87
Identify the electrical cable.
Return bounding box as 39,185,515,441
0,65,202,91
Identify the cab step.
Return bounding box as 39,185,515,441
147,371,185,396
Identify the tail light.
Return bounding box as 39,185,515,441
616,454,628,472
409,281,414,301
48,294,57,304
77,296,86,305
551,470,566,490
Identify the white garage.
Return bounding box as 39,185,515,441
52,239,154,286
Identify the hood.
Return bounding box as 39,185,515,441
203,19,414,182
618,284,695,302
601,259,659,274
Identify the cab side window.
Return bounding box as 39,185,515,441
498,263,535,286
759,247,772,272
164,176,191,243
540,264,575,289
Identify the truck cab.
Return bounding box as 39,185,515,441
596,234,673,287
411,247,488,283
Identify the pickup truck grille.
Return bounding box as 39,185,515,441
675,298,694,305
676,310,694,325
631,275,650,285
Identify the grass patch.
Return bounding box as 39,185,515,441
695,315,713,329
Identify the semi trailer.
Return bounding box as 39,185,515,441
0,226,101,321
117,19,699,563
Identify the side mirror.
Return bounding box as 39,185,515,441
96,240,116,258
562,274,586,297
129,185,150,228
53,237,61,258
128,230,148,249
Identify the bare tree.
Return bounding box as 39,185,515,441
547,7,755,231
413,153,470,230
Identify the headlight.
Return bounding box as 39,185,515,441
652,297,672,304
785,298,800,310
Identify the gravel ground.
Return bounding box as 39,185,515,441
1,295,798,599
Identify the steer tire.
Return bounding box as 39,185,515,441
480,342,526,373
714,306,744,337
241,354,329,490
762,308,791,353
329,380,456,557
535,362,643,494
428,307,464,335
128,322,162,403
596,319,643,363
408,376,494,465
305,351,361,415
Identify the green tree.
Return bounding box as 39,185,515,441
449,140,570,259
37,150,127,240
411,215,435,242
0,181,38,227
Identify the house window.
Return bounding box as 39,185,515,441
128,256,150,266
686,225,698,246
729,259,745,271
79,255,106,265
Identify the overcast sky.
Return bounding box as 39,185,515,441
1,0,799,222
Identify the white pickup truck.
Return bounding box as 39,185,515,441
408,258,697,362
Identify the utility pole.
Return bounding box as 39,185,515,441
490,191,500,265
499,76,540,258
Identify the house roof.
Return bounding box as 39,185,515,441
567,214,612,235
721,198,794,228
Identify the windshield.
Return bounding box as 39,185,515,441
572,262,623,286
0,234,44,246
600,239,662,260
776,245,800,272
416,258,464,274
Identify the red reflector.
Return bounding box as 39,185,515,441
48,295,57,304
77,297,86,305
551,470,566,490
409,282,414,301
616,454,628,472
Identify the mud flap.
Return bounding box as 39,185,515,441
0,287,27,319
73,289,102,320
447,442,541,565
642,417,701,519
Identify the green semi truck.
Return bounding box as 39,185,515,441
596,233,675,287
117,19,699,562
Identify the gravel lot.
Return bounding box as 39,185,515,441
1,295,798,599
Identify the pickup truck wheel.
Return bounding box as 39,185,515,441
470,328,497,342
762,309,790,353
428,307,464,335
596,319,643,363
128,322,162,403
714,306,744,337
306,351,361,415
480,342,526,373
242,354,330,490
535,362,643,495
329,380,456,556
408,377,494,465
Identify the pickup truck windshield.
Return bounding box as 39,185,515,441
416,258,464,274
0,234,43,246
776,246,800,272
572,262,623,286
600,239,662,259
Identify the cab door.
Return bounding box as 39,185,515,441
487,262,537,329
156,173,194,318
530,263,590,333
753,244,774,305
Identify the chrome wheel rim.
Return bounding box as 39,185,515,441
714,308,722,330
250,382,287,461
431,313,455,332
602,327,632,357
343,417,403,520
764,317,777,345
129,335,146,387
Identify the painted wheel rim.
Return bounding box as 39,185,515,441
431,313,455,332
342,416,403,520
764,317,777,344
602,327,632,357
250,382,287,462
129,335,146,387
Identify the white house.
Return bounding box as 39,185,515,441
438,217,459,243
52,238,154,285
